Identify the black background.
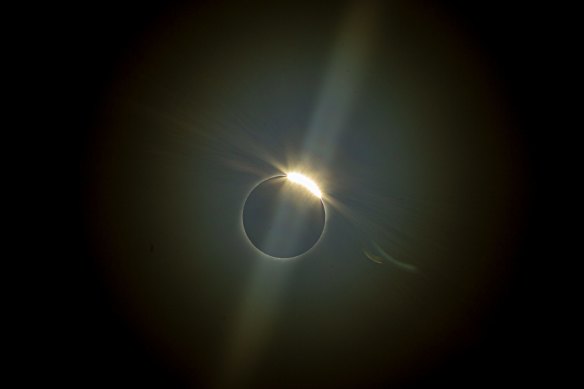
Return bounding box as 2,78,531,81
26,1,562,386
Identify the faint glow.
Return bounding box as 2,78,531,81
286,172,322,198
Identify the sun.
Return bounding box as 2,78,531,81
286,172,322,198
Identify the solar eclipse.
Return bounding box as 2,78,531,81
242,173,325,258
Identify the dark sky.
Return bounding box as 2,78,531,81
32,0,560,387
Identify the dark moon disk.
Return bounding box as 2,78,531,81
242,176,326,258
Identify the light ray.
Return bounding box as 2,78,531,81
220,2,380,385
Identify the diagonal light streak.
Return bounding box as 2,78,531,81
301,1,378,168
219,2,380,386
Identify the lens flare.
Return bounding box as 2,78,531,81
286,172,322,198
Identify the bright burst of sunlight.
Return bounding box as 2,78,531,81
286,172,322,198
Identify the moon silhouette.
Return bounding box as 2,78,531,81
242,175,326,258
